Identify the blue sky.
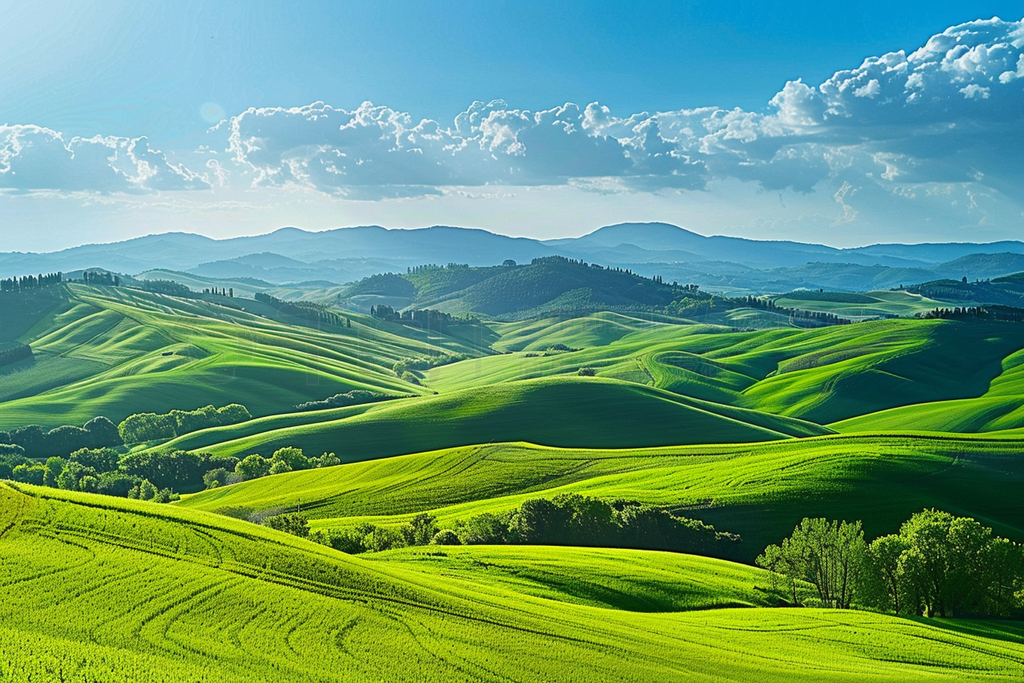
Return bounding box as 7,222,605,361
1,0,1023,251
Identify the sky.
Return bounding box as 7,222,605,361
1,0,1023,251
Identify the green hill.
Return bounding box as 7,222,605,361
429,318,1024,429
339,257,714,317
4,482,1023,682
179,433,1024,561
906,274,1024,308
0,283,485,429
833,348,1024,433
166,377,829,461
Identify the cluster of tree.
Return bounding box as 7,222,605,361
0,272,63,292
226,446,341,486
918,305,1024,323
139,280,197,298
82,270,120,286
254,292,346,326
3,446,237,501
0,417,122,459
310,494,738,557
118,404,251,445
757,510,1024,618
374,307,455,331
342,272,417,298
392,353,470,384
406,263,471,274
293,389,394,412
204,287,234,297
737,296,853,326
664,295,730,318
0,342,32,367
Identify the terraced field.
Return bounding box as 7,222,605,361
179,433,1024,560
4,483,1023,682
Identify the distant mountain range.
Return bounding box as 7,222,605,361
3,223,1023,293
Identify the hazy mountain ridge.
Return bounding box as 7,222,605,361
3,223,1023,293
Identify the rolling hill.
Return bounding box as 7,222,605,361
427,317,1024,429
160,377,830,461
0,283,485,429
4,482,1022,681
178,433,1024,562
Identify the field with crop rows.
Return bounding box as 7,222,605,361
3,483,1023,682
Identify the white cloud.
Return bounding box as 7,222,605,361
0,125,210,193
3,15,1023,237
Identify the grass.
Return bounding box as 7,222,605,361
3,482,1023,682
0,284,491,428
370,544,788,611
429,318,1024,428
170,376,830,462
833,348,1024,433
772,290,950,319
179,433,1024,561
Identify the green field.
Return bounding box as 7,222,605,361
4,280,1024,680
4,483,1023,682
0,284,490,428
772,289,950,319
179,433,1024,560
158,377,829,462
428,317,1024,428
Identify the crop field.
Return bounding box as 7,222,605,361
180,433,1024,559
3,483,1023,682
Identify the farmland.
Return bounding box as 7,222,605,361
2,482,1023,682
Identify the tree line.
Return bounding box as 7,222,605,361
293,389,394,412
3,446,238,502
757,510,1024,618
207,446,341,490
0,272,63,292
0,417,123,460
738,295,853,326
0,343,32,367
255,292,348,327
918,305,1024,323
370,305,455,331
82,271,119,286
306,494,739,557
118,404,251,445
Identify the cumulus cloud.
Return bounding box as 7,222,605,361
210,18,1023,201
5,16,1023,210
0,125,210,193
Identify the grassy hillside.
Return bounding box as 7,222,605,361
0,284,479,428
833,348,1024,433
4,482,1023,682
339,257,714,318
179,433,1024,561
429,318,1024,428
168,377,828,461
772,289,949,319
907,274,1024,308
371,545,788,612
